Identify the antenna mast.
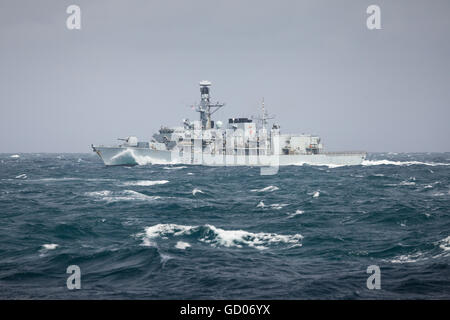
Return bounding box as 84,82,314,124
197,81,225,129
252,97,274,131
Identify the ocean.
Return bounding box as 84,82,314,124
0,152,449,299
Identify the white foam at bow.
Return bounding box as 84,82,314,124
111,148,175,165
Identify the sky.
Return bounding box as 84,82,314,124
0,0,449,153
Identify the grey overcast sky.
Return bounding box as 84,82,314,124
0,0,449,153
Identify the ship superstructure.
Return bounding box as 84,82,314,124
92,81,366,168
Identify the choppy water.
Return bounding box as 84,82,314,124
0,153,449,299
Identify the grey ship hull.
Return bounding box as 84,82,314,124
93,146,366,167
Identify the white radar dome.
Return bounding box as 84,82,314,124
216,121,223,129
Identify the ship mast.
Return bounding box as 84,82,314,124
253,97,274,131
197,81,224,129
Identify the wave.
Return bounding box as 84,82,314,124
122,180,169,186
34,177,114,182
362,160,450,167
10,154,20,158
15,174,27,179
255,201,288,209
140,223,303,250
42,244,58,250
163,166,187,170
251,185,279,192
110,148,175,166
175,241,191,250
271,203,289,210
438,236,450,251
287,210,304,218
389,252,427,264
399,181,416,186
388,236,450,263
85,190,160,202
192,188,204,196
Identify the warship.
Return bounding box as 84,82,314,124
92,81,366,168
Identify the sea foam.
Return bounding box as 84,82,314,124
140,223,303,250
251,186,279,192
362,159,450,167
122,180,169,186
85,190,160,202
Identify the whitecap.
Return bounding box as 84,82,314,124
85,190,160,202
139,223,303,250
42,244,58,250
192,188,204,196
144,224,195,240
287,210,304,218
313,191,320,198
160,254,173,264
256,201,265,208
15,174,27,179
399,181,416,186
10,154,20,158
270,203,289,210
202,224,302,250
122,180,169,187
251,185,279,192
389,252,426,264
175,241,191,250
438,236,450,251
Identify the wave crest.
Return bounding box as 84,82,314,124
140,223,303,250
85,190,160,202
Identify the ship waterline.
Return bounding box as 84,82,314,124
93,146,366,167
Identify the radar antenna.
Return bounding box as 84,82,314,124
195,81,225,129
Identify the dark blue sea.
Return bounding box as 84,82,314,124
0,153,449,299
